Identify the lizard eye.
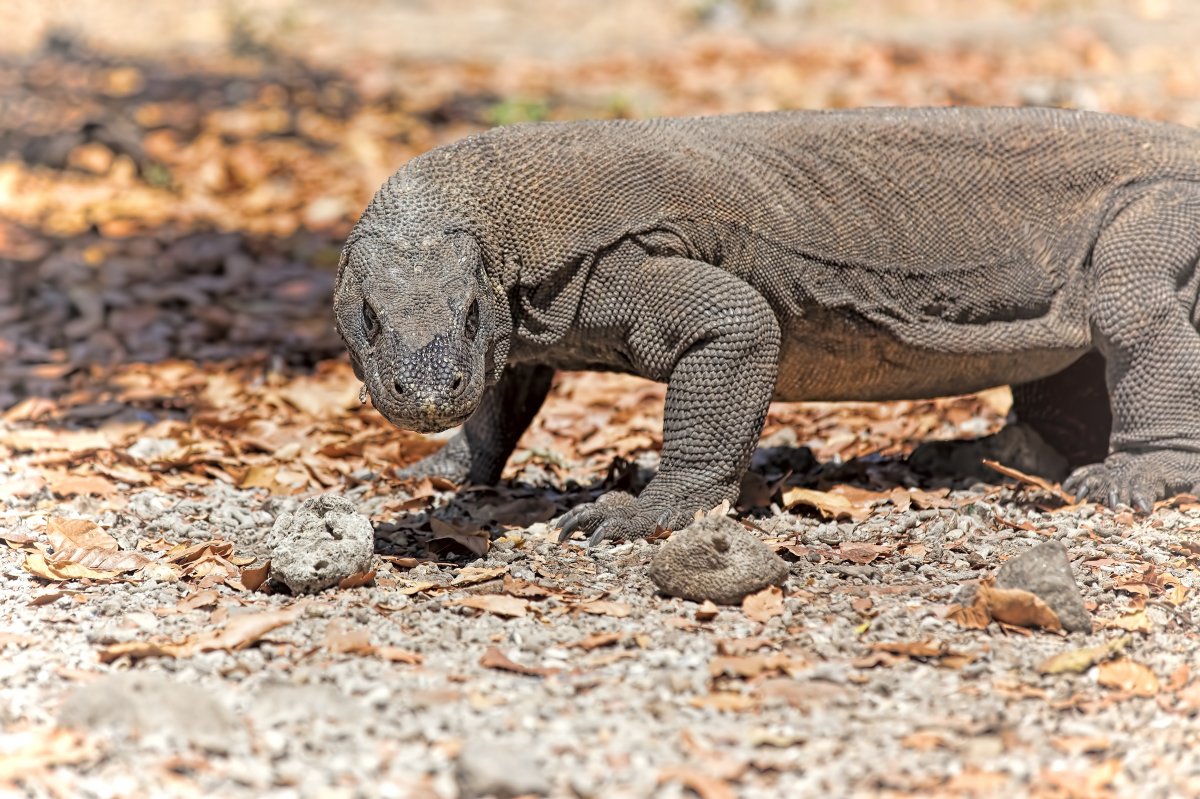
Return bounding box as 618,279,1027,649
362,299,379,338
464,298,480,342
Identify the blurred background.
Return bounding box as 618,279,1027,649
1,0,1199,410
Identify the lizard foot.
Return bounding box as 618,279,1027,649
556,492,674,548
394,434,471,483
1063,450,1200,512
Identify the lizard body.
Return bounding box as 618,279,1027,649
335,107,1200,542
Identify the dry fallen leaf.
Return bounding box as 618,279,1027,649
782,487,872,522
742,586,784,622
838,541,892,565
982,459,1074,503
974,577,1064,632
573,599,633,618
428,518,490,557
0,727,101,782
479,646,556,677
567,632,622,650
1038,635,1131,674
658,766,738,799
1097,658,1160,697
449,594,530,618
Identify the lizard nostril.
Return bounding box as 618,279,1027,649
393,379,406,396
449,374,465,396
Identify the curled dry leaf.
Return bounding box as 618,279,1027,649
782,487,873,522
1037,635,1132,674
1097,658,1160,697
838,541,892,565
337,569,376,589
982,459,1074,503
479,646,556,677
573,599,633,618
949,577,1064,633
658,766,738,799
741,586,784,623
428,517,489,557
449,594,529,618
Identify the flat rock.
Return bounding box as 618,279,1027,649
57,671,243,753
267,494,374,594
995,539,1092,633
649,515,789,605
455,735,551,798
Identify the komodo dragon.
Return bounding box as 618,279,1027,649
334,106,1200,545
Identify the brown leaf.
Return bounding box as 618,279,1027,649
696,600,720,621
449,594,529,618
900,731,952,751
321,620,375,655
337,569,376,589
658,766,738,799
1099,609,1152,633
568,632,622,650
742,586,784,622
428,518,489,557
0,727,101,781
688,692,760,712
451,565,508,587
1050,735,1111,755
44,473,119,498
977,577,1063,632
573,599,633,618
982,459,1073,503
1097,658,1160,697
1038,636,1132,674
838,541,892,565
782,487,873,521
479,646,556,677
192,606,304,654
45,518,117,552
239,561,271,592
502,574,557,599
376,646,423,665
22,551,121,582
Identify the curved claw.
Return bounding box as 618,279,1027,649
557,509,587,544
1108,489,1121,510
655,509,673,529
1133,495,1153,514
1073,483,1089,502
587,518,618,549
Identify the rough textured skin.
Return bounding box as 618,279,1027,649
648,515,790,605
995,540,1092,634
335,107,1200,542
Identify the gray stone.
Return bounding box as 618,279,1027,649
995,539,1092,633
649,515,790,605
455,736,551,798
267,494,374,594
58,671,243,753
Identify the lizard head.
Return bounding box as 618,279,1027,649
334,229,501,434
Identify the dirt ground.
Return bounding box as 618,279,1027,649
4,1,1200,797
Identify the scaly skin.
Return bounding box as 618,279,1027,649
334,107,1200,543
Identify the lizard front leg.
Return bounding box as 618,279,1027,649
396,363,555,485
1063,186,1200,510
558,256,781,545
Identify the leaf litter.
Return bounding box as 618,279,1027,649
5,3,1200,798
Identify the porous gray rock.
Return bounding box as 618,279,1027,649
995,539,1092,633
58,671,243,754
648,515,789,605
455,735,551,799
267,494,374,594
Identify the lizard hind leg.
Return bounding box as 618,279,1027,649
1063,185,1200,510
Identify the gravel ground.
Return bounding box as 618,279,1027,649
4,461,1200,797
5,2,1200,797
